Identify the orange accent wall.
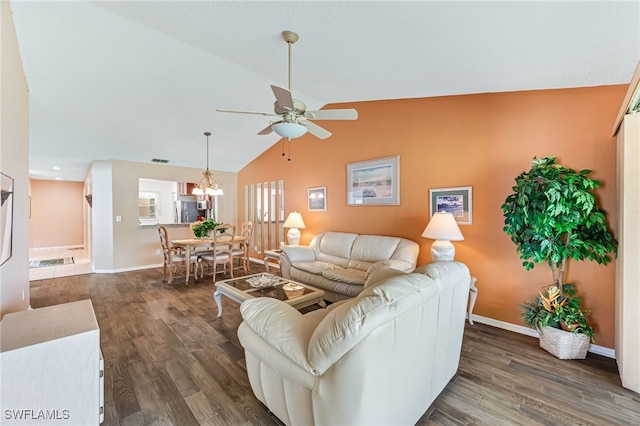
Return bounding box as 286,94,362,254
238,86,625,349
29,180,84,248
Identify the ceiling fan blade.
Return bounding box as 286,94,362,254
217,108,278,117
271,85,294,110
258,121,280,135
304,108,358,120
303,121,332,139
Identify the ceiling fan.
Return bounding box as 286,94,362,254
216,30,358,141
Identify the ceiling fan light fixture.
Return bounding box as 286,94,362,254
272,122,307,139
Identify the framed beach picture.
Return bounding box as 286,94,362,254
429,186,473,224
347,155,400,206
308,186,327,211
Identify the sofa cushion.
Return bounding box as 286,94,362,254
365,260,392,281
292,261,343,275
364,264,405,289
349,235,401,263
321,268,366,285
314,232,358,259
316,252,350,268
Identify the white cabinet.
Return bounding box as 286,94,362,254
0,300,104,425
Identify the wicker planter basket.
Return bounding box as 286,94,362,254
539,326,590,360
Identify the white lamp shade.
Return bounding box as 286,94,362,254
283,211,306,229
283,211,306,245
272,122,308,139
422,212,464,261
205,186,224,196
193,186,223,196
422,212,464,241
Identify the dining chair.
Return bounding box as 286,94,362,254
188,221,214,257
200,223,236,282
232,221,253,273
156,224,201,284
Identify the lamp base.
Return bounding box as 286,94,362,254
287,228,301,245
431,240,455,261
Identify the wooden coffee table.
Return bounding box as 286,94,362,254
213,273,326,317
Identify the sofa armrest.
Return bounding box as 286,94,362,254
280,245,316,262
239,298,328,374
280,245,316,279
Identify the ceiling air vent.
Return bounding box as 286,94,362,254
151,158,169,164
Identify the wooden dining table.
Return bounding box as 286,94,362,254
171,235,247,284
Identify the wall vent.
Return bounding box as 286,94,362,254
151,158,169,163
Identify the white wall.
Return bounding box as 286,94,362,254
0,2,30,317
616,113,640,393
89,159,237,272
90,161,114,272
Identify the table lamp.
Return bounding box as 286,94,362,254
421,212,464,261
283,211,306,245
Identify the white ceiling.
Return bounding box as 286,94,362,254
10,1,640,182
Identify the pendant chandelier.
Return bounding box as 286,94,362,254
192,132,224,196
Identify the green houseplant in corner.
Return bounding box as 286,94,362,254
501,156,617,359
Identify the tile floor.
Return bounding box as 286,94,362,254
29,246,92,281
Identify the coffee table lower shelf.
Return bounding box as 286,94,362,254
213,274,326,317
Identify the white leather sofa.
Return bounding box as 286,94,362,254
279,231,419,302
237,261,471,426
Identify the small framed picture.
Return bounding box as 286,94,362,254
347,155,400,206
308,186,327,211
429,186,473,224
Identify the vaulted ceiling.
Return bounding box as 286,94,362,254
11,1,640,181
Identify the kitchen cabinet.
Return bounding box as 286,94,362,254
138,197,156,218
177,182,196,195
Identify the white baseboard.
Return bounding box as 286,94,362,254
469,313,615,359
93,263,164,274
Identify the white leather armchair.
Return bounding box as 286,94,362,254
237,261,471,425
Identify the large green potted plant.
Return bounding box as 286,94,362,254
501,156,617,358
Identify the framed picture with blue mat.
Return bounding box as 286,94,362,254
429,186,473,225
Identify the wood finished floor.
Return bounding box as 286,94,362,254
29,264,640,426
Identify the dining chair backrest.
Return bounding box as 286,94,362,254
240,221,253,241
157,224,172,264
212,223,236,249
233,221,253,273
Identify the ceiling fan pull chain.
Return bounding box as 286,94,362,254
288,139,292,162
281,139,286,157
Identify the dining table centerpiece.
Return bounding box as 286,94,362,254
191,218,221,238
